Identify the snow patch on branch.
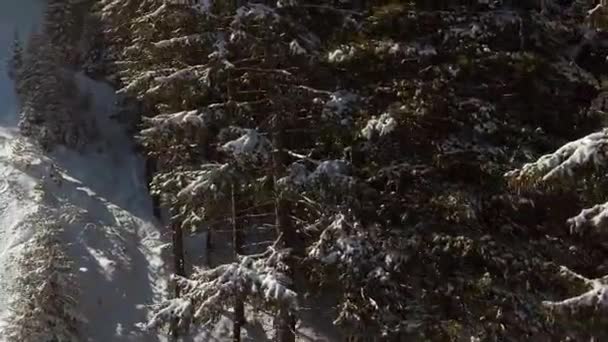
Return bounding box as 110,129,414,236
117,69,175,97
174,164,233,202
327,46,356,63
361,113,396,140
322,90,359,123
567,201,608,235
152,65,209,88
310,160,351,181
221,129,272,162
552,60,599,88
153,34,206,49
289,40,307,55
140,110,205,136
278,160,353,191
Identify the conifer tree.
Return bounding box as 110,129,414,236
7,31,23,81
4,224,82,342
96,0,608,340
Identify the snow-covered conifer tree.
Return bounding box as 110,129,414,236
7,31,23,81
43,0,77,62
4,224,82,342
91,0,608,339
100,0,391,339
15,21,96,150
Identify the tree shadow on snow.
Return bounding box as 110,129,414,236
51,167,167,341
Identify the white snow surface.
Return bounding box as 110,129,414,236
0,71,169,340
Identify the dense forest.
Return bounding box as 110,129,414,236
8,0,608,340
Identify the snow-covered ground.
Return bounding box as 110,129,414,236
55,74,169,341
0,3,169,341
0,76,170,342
0,0,47,322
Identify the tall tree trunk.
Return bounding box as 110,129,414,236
173,221,186,284
145,157,162,220
204,227,212,268
232,184,245,342
171,220,186,340
272,112,296,342
196,117,212,269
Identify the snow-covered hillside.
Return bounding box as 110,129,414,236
0,0,47,318
0,3,169,341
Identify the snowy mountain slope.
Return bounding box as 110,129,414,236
50,73,170,341
0,11,170,338
0,128,41,316
0,0,50,328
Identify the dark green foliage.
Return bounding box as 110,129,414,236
95,0,608,340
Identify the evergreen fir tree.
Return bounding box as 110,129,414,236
95,0,608,340
7,31,23,81
4,224,82,342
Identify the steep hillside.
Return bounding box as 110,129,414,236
0,74,169,342
0,1,169,341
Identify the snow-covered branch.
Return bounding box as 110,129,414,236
278,160,354,192
307,214,408,331
567,201,608,235
506,129,608,189
140,109,206,136
544,266,608,314
142,246,297,332
220,128,272,163
153,34,208,49
361,113,397,140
